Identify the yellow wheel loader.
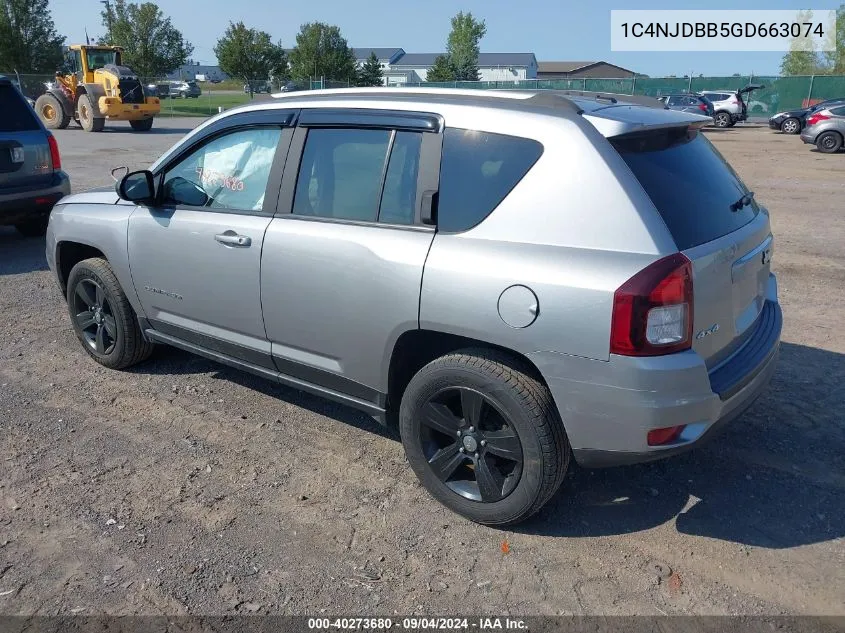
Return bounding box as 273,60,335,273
34,45,160,132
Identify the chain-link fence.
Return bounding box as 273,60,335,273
8,71,845,118
390,75,845,115
2,72,280,118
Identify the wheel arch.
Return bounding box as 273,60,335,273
385,329,548,421
43,89,74,118
79,83,107,115
55,241,107,296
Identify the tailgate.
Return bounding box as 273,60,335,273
0,83,52,190
611,126,770,368
0,131,53,190
685,212,772,368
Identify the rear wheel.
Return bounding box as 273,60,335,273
78,94,105,132
35,93,70,130
399,349,569,526
129,118,154,131
15,217,49,237
816,131,843,154
780,117,801,134
713,112,731,128
67,258,154,369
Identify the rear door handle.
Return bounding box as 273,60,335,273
215,232,251,247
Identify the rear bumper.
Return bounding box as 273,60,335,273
800,130,817,144
529,276,781,468
0,172,70,225
98,96,160,119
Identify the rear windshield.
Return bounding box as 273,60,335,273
612,127,759,250
0,84,40,132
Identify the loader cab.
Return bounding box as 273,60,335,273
62,49,84,83
64,46,122,83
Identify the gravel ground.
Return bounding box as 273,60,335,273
1,120,843,617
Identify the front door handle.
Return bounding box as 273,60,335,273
215,232,251,247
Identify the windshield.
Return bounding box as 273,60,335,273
85,49,118,71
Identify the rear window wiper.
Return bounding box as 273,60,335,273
730,191,755,212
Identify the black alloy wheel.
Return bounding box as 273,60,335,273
71,277,118,355
419,386,524,503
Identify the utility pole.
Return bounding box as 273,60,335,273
101,0,113,44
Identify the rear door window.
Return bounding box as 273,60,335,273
0,84,40,132
612,127,759,250
437,128,543,232
292,127,424,225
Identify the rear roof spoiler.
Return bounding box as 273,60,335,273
550,90,668,109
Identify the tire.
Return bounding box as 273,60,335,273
66,257,154,370
399,348,569,526
713,112,731,128
35,93,70,130
129,118,154,131
15,216,49,237
78,94,105,132
780,117,801,134
816,131,843,154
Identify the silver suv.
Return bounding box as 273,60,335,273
46,88,781,525
700,85,762,127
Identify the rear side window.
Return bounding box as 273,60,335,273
437,128,543,232
830,106,845,116
612,128,759,250
0,84,40,132
293,127,424,225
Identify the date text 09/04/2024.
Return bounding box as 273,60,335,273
307,618,528,631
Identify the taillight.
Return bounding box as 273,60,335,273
610,253,694,356
698,103,708,111
807,113,831,126
47,133,61,170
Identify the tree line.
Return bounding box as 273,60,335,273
781,7,844,75
0,0,487,92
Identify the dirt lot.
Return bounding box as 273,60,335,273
1,121,843,617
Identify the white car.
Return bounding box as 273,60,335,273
700,85,763,128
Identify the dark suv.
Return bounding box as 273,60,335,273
0,75,70,236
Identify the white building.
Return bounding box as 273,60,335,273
384,52,538,85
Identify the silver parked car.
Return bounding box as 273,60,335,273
800,103,845,153
45,88,781,525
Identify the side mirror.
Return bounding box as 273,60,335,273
117,170,155,204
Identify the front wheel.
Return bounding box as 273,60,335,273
78,94,105,132
399,349,569,526
129,118,154,131
67,258,154,369
816,131,843,154
713,112,731,128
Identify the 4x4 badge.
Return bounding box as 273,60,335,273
696,324,720,340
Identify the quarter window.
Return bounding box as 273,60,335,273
292,127,423,225
161,127,282,212
436,128,543,233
